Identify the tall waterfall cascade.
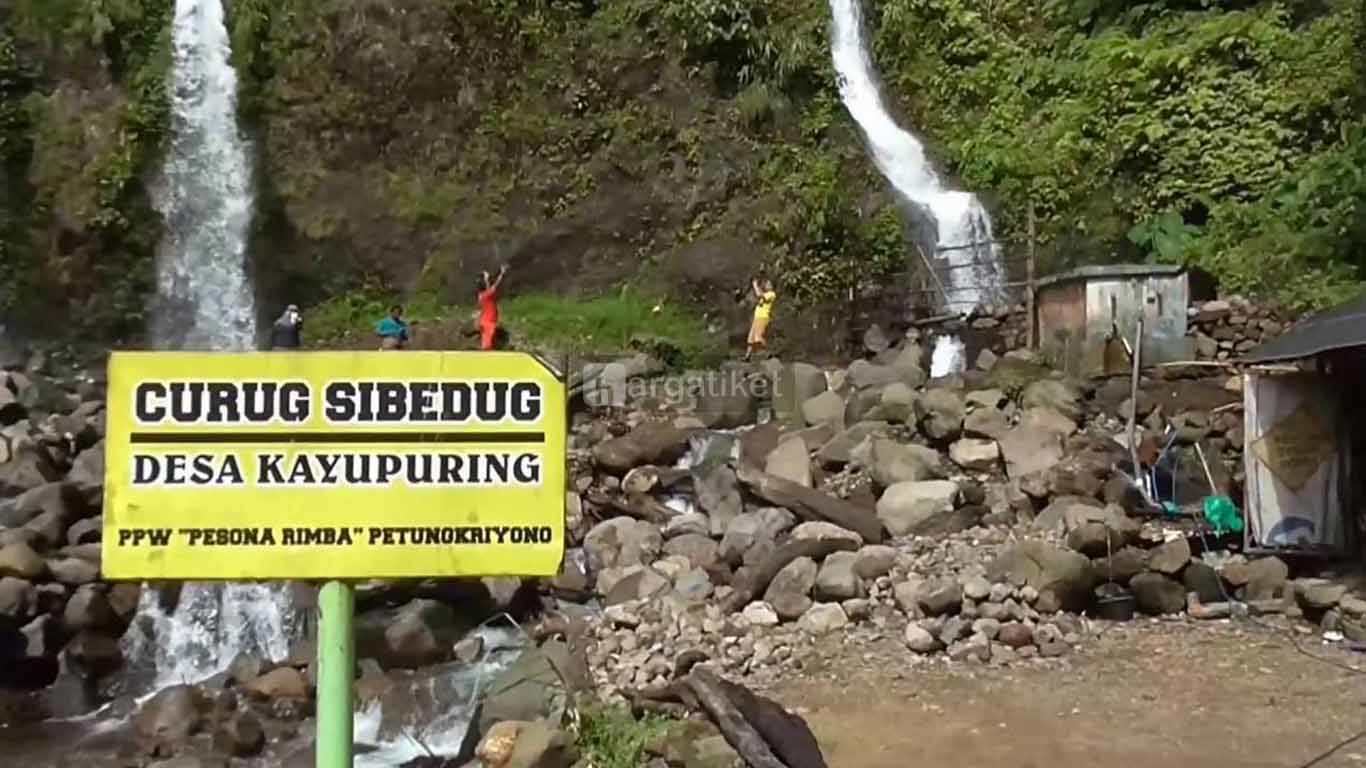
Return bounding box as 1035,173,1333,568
123,0,297,689
828,0,1005,375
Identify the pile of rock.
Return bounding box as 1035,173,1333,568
0,361,128,713
1187,296,1290,361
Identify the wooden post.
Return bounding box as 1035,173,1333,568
1026,206,1037,349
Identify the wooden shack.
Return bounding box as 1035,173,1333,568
1034,264,1191,377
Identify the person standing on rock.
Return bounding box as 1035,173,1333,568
477,264,509,351
268,304,303,349
376,304,410,350
745,277,776,361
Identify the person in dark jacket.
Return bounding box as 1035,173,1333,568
269,304,303,349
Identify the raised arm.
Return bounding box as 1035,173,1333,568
491,264,509,292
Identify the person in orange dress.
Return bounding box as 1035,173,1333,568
477,265,509,350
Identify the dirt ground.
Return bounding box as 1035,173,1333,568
766,619,1366,768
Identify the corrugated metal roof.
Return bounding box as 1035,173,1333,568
1244,294,1366,364
1035,263,1185,291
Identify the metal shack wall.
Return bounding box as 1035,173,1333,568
1036,281,1088,375
1080,275,1191,376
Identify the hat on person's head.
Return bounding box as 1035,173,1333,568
287,304,299,312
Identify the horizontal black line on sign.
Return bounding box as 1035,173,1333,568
128,432,547,445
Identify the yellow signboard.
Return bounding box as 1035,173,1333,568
101,351,566,580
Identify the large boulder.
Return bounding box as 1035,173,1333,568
1021,379,1081,422
764,557,818,620
1148,537,1192,575
847,360,900,390
853,545,898,580
476,719,576,768
998,425,1065,479
718,507,795,565
986,540,1098,613
764,437,811,487
1130,572,1186,615
66,442,105,505
460,646,571,760
797,603,850,636
0,542,46,580
815,421,888,467
875,382,918,424
583,518,662,574
774,363,827,425
814,551,862,601
243,667,309,699
694,463,743,536
0,442,60,496
889,345,928,388
849,436,944,487
356,599,473,670
4,482,89,528
949,438,1000,472
876,480,959,537
134,685,207,751
603,567,671,605
662,534,721,572
964,407,1010,440
916,389,964,441
592,422,690,473
801,391,845,428
1020,406,1077,437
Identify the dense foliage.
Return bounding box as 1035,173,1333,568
0,0,172,338
2,0,1364,346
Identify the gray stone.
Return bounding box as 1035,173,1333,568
864,325,891,354
904,623,939,653
964,407,1011,440
1021,379,1081,422
917,389,965,441
694,463,743,536
853,545,897,580
741,601,780,627
814,551,862,601
718,507,794,564
1183,561,1225,604
916,578,963,617
877,382,918,424
790,521,862,548
774,363,828,426
1229,556,1288,601
584,518,662,574
949,438,1000,472
986,540,1098,613
962,575,992,602
605,567,671,605
592,422,690,473
663,534,720,571
673,568,713,603
1020,406,1077,437
134,685,206,749
1091,546,1149,584
1296,579,1348,611
876,480,959,537
847,360,900,391
971,618,1002,640
976,349,999,372
0,542,46,580
890,345,928,388
0,575,33,619
801,391,845,428
948,633,991,663
1149,537,1192,575
797,602,849,635
817,422,889,467
47,557,98,586
1130,572,1187,615
764,557,818,621
662,513,710,539
842,598,871,622
997,622,1034,649
998,425,1065,479
764,437,811,487
214,712,266,757
850,436,944,486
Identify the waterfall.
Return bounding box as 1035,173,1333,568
828,0,1005,314
122,0,297,689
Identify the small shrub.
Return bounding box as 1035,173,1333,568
577,705,670,768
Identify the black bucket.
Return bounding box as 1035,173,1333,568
1094,582,1136,622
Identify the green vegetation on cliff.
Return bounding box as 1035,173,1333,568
1,0,173,339
3,0,1364,347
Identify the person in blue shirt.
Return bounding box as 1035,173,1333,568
376,304,410,350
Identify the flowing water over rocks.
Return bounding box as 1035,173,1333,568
828,0,1005,314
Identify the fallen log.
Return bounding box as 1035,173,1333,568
686,667,788,768
721,536,859,614
584,490,673,524
736,464,884,544
717,677,828,768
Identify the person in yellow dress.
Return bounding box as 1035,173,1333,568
746,277,776,361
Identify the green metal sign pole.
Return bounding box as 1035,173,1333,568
317,580,355,768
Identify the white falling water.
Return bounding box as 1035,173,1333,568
929,334,965,378
123,0,296,689
828,0,1005,314
151,0,257,350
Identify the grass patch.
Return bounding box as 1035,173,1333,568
502,291,720,366
577,705,671,768
302,288,722,366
